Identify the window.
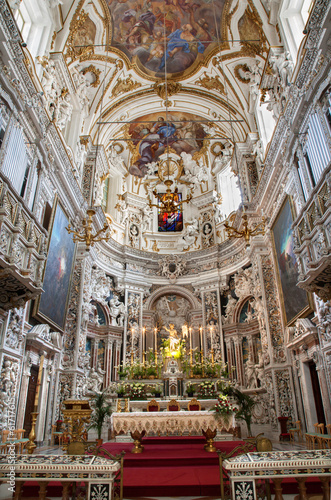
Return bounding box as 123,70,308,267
158,193,183,232
305,112,331,185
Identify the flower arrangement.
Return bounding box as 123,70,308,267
213,394,238,421
186,381,195,396
128,382,146,400
197,381,218,399
150,384,162,397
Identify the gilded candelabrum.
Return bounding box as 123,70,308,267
66,209,110,251
26,412,39,454
148,179,192,212
224,213,265,246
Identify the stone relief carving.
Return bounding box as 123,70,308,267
177,218,199,252
158,255,187,283
5,308,24,349
212,191,224,224
316,297,331,341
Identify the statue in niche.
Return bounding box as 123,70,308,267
255,352,265,387
164,323,180,352
109,293,126,327
245,355,258,389
86,366,104,393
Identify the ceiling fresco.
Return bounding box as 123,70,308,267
127,111,207,178
106,0,229,77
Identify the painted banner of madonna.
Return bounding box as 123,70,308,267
106,0,228,76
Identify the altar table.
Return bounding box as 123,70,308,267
111,411,234,453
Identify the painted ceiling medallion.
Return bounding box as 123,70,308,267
127,112,207,178
106,0,229,78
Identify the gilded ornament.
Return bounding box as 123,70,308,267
81,65,101,87
234,64,251,83
51,31,57,50
196,72,224,94
111,76,141,98
153,82,182,100
152,240,160,252
239,0,268,58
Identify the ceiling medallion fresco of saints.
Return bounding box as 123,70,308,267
127,112,207,178
106,0,228,77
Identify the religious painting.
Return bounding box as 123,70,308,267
128,112,207,178
271,197,311,325
34,199,76,331
106,0,228,77
158,193,183,232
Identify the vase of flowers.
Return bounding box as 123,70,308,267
198,381,218,399
186,382,195,397
212,394,238,424
129,382,146,400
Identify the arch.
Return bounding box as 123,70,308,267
145,284,200,311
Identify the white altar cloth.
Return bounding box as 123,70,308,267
111,410,234,436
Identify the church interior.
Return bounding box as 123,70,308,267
0,0,330,498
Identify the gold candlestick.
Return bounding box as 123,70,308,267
201,349,204,377
27,412,39,454
211,348,214,365
154,350,158,364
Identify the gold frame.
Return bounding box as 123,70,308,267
270,196,313,326
33,196,76,331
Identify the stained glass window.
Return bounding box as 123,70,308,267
158,193,183,232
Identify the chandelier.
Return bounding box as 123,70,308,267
148,179,192,213
66,209,110,251
224,213,265,246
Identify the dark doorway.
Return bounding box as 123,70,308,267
308,361,326,427
23,366,39,436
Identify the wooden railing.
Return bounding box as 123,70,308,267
223,449,331,500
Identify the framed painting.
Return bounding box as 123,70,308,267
34,198,76,331
271,196,312,325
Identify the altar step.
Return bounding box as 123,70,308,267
101,439,325,498
102,439,240,496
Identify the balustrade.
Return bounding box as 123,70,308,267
0,454,120,500
0,173,47,309
223,449,331,500
293,168,331,301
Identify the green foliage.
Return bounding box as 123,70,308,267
88,390,112,440
226,386,256,436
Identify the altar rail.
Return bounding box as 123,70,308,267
223,449,331,500
0,454,120,500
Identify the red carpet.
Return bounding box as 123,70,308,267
100,437,324,497
101,437,247,496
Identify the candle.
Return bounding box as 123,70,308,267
189,327,192,350
199,326,203,351
154,328,157,351
131,328,134,352
210,325,213,348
